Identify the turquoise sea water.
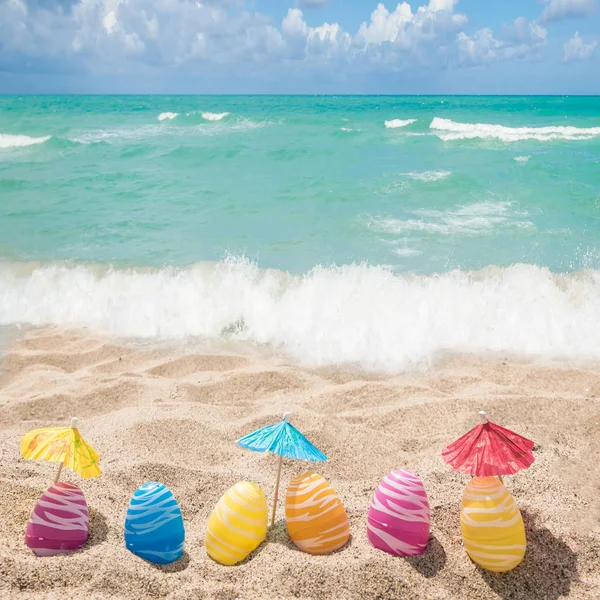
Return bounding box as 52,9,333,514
1,95,600,369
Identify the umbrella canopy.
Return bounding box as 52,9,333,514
441,411,534,478
21,418,101,483
236,413,327,528
237,413,327,462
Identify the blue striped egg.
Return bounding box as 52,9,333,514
124,482,185,564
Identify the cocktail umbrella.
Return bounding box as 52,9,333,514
441,411,534,480
21,418,101,484
236,412,327,528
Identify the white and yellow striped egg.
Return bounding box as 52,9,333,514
460,476,526,573
205,481,268,566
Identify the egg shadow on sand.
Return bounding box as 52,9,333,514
205,524,279,568
405,535,447,578
147,550,191,573
84,508,109,548
266,518,354,555
479,509,578,600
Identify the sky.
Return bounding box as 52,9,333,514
0,0,598,94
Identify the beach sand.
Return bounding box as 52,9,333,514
1,327,599,599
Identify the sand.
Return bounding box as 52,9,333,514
1,326,599,600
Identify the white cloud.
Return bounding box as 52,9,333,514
563,31,597,61
0,0,554,80
540,0,596,23
282,8,308,38
357,1,467,46
458,18,547,66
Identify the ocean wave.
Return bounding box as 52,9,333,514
158,112,179,121
202,112,230,121
0,133,51,149
392,248,422,257
384,119,416,129
430,117,600,142
404,171,451,183
2,258,600,370
368,201,533,237
514,156,531,163
69,119,264,144
68,126,165,144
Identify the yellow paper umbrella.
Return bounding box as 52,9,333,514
21,418,101,483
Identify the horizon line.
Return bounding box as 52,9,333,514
2,93,600,97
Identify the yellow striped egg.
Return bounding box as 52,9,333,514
285,472,350,555
205,481,268,566
460,477,526,572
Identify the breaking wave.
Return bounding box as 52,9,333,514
430,117,600,142
2,258,600,371
202,112,230,121
0,133,52,149
385,119,417,129
158,112,179,121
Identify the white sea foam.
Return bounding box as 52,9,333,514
70,119,263,144
0,133,51,149
385,119,417,129
69,126,164,144
2,259,600,371
158,112,178,121
404,171,451,183
368,201,533,237
430,117,600,142
392,248,423,257
202,112,230,121
514,156,531,163
340,127,353,132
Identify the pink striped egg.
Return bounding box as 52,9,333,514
367,469,430,557
25,482,89,556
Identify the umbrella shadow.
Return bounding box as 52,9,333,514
478,509,578,600
267,518,297,551
147,550,191,573
404,535,447,578
84,507,108,549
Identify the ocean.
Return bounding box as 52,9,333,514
1,95,600,369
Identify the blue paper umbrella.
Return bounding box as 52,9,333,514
236,412,327,527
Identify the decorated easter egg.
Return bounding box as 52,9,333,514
367,469,430,557
205,481,268,566
285,472,350,555
460,476,526,572
124,482,185,564
25,481,89,556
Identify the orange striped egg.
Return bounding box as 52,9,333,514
285,472,350,555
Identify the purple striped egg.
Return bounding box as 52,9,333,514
367,469,430,557
25,482,89,556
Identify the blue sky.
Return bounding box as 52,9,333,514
0,0,598,93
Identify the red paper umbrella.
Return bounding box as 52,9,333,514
441,411,535,477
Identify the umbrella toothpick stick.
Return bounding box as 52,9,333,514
54,418,79,484
271,454,284,529
54,463,64,484
479,411,503,484
236,411,328,531
479,410,504,485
